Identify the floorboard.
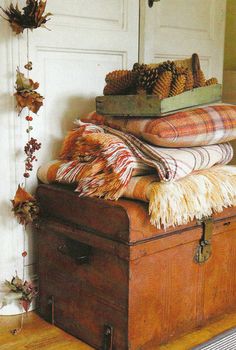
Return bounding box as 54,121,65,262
0,312,92,350
0,312,236,349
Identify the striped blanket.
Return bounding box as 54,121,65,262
38,163,236,228
37,121,236,228
38,120,233,198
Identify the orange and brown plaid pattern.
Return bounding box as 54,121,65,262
37,121,233,202
85,104,236,148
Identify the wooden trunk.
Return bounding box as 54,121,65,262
36,184,236,350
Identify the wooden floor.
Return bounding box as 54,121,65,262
0,312,236,350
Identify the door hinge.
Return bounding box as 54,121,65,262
195,217,213,264
148,0,160,8
103,324,114,350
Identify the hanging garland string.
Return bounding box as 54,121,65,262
0,0,52,334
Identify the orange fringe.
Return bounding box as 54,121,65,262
59,128,85,160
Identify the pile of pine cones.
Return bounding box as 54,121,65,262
103,53,218,99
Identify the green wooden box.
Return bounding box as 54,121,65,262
96,84,222,117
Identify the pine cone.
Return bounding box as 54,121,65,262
132,62,148,74
138,67,159,93
103,71,138,95
194,69,206,88
152,71,173,99
170,74,186,97
172,66,188,82
192,53,201,74
205,77,218,86
105,70,130,83
184,68,194,91
176,66,187,75
158,60,177,76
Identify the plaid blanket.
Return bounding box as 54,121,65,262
99,124,233,181
37,121,233,200
84,104,236,147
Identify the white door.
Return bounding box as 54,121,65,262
140,0,226,81
0,0,139,314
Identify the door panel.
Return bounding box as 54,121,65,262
140,0,226,82
28,0,138,161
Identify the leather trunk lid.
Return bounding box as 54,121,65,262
37,184,236,244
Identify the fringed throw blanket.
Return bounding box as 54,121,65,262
99,124,233,181
60,120,233,187
38,162,236,229
37,120,236,228
123,166,236,228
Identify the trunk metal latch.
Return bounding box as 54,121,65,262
103,324,114,350
195,217,213,264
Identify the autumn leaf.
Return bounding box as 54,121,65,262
14,69,43,114
15,68,39,92
5,274,38,313
0,0,52,35
11,186,39,225
11,328,22,336
15,91,44,114
20,299,31,312
12,185,35,206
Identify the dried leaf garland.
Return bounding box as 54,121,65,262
24,137,41,178
15,90,44,114
4,274,38,334
15,68,44,114
5,274,38,312
24,61,33,70
15,68,39,91
11,185,39,225
0,0,52,34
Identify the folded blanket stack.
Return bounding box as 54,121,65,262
38,104,236,229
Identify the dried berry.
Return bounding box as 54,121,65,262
24,61,33,71
24,138,41,175
22,251,27,257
